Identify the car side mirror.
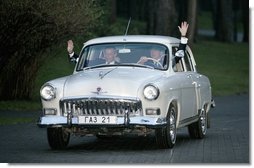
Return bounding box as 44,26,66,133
174,50,184,58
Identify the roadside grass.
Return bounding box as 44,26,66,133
0,117,35,125
32,37,85,100
193,40,249,96
0,100,41,111
0,39,248,112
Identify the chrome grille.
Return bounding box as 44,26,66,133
60,97,142,117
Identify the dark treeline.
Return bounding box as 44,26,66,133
0,0,249,100
114,0,248,43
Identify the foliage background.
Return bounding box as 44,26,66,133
0,0,104,100
0,0,249,111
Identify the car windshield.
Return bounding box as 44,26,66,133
76,43,169,71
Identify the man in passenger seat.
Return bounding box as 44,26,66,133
138,21,189,68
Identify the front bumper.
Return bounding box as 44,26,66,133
37,115,167,128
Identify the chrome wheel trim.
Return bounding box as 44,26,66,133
200,109,207,134
169,108,176,143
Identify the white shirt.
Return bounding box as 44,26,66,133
106,61,116,65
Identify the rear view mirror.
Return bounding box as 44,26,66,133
119,48,131,53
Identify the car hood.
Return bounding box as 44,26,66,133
63,67,165,98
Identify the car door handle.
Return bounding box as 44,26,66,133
196,75,202,79
192,81,201,88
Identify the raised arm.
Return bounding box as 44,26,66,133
175,22,189,63
178,21,189,37
67,40,79,62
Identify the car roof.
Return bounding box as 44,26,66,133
83,35,180,46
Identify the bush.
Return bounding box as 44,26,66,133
0,0,104,100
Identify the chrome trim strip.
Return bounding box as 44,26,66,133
38,116,167,126
179,115,199,127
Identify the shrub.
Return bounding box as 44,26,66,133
0,0,104,100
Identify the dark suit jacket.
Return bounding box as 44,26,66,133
68,53,79,62
175,43,187,64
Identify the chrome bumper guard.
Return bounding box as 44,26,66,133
211,99,216,108
37,115,167,128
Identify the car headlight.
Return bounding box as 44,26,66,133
40,84,56,101
143,84,160,100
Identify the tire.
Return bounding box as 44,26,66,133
47,127,70,150
96,134,114,139
188,108,207,139
155,104,177,149
207,112,211,128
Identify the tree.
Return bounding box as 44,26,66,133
109,0,117,23
241,0,249,42
0,0,104,100
0,2,56,100
187,0,197,46
212,0,234,42
146,0,177,36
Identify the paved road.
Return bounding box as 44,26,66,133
0,94,249,163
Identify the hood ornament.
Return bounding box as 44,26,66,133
99,71,104,78
91,87,107,95
98,67,119,79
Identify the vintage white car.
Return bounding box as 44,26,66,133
38,35,214,149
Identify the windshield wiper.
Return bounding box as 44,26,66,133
83,64,119,79
83,64,117,71
99,66,119,79
83,63,156,71
122,63,155,69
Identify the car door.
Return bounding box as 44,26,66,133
173,46,198,120
183,47,201,116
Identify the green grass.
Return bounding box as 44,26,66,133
0,117,35,125
193,41,249,96
0,40,249,113
0,100,41,111
32,35,89,100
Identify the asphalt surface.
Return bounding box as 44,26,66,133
0,94,249,163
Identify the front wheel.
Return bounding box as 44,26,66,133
47,127,70,150
188,109,207,139
155,104,177,149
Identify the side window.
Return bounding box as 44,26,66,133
172,46,196,72
175,60,184,72
183,51,194,72
184,52,192,71
172,46,184,72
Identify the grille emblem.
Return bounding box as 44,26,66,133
97,87,101,92
91,87,107,95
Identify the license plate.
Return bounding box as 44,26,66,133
78,116,117,124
